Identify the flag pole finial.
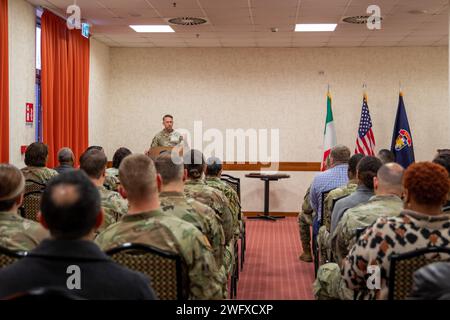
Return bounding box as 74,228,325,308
399,81,403,96
363,83,368,100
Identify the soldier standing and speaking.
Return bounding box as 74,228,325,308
150,114,183,148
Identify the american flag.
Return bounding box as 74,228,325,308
355,94,376,155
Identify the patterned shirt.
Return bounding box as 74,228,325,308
342,209,450,300
330,185,374,235
20,167,58,185
95,209,226,300
331,194,403,265
151,129,183,147
0,211,49,251
310,164,349,232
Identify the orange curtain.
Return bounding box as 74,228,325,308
41,10,89,167
0,0,9,163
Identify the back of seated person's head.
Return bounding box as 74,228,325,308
0,164,25,212
80,146,104,163
40,170,102,240
24,142,49,168
436,149,450,157
377,149,395,164
348,154,364,180
86,146,103,152
403,162,450,212
183,149,205,180
154,153,184,185
356,156,383,190
330,145,351,166
57,147,74,166
433,154,450,177
79,149,107,180
112,147,132,169
119,154,158,202
206,157,222,177
375,163,404,195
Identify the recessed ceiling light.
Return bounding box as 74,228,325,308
295,24,337,32
130,25,175,33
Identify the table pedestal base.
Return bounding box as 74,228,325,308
247,215,286,221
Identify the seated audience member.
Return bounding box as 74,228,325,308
342,162,450,300
330,156,383,234
0,170,156,300
183,150,236,275
0,164,48,251
317,154,364,264
106,147,132,179
95,154,225,300
205,157,241,237
80,149,127,231
183,150,234,245
433,153,450,210
436,149,450,157
55,148,75,174
80,146,117,191
410,262,450,299
377,149,395,164
298,186,315,262
332,163,404,264
21,142,58,184
310,145,351,235
154,153,226,269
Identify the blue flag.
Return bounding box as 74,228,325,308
391,93,415,168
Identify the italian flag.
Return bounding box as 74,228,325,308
321,92,337,171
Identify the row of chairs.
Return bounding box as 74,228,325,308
19,180,46,222
10,174,246,300
0,243,187,300
2,242,449,300
220,174,246,299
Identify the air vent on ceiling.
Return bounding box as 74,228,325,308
168,17,207,26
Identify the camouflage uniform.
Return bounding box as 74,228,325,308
331,194,403,265
95,209,226,300
297,186,314,260
0,211,49,251
184,180,234,245
151,129,183,147
313,262,353,300
314,194,403,300
21,167,58,184
317,181,357,264
205,177,241,237
105,168,120,191
97,186,128,232
159,191,226,268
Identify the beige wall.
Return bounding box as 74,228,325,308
8,0,36,167
97,47,448,212
89,38,110,150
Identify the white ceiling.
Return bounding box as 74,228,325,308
27,0,449,48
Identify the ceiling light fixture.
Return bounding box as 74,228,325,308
130,25,175,33
295,24,337,32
